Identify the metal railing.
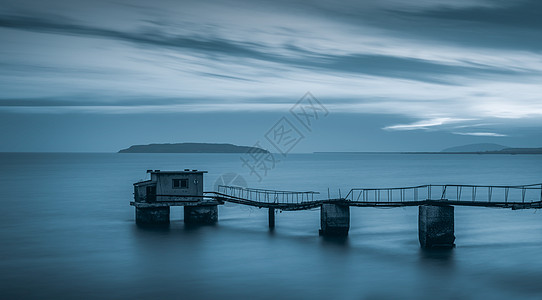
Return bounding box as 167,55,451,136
215,183,542,207
217,185,320,204
344,183,542,204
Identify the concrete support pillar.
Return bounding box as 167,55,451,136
418,205,455,248
320,203,350,236
269,208,275,229
136,206,170,225
184,205,218,225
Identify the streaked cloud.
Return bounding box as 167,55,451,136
452,132,507,137
0,0,541,138
383,118,472,131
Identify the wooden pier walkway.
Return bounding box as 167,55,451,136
211,183,542,210
131,170,542,248
205,183,542,247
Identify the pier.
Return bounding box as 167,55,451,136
130,170,542,248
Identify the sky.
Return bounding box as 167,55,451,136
1,0,541,152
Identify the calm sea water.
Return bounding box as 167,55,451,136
1,153,542,299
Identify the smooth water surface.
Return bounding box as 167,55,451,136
1,153,542,299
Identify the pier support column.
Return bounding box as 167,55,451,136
184,205,218,225
269,208,275,230
320,203,350,236
418,205,455,248
136,206,170,225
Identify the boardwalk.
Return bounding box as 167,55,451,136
131,170,542,248
212,183,542,210
207,183,542,247
210,186,322,210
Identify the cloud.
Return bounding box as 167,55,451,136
383,118,472,131
408,0,542,29
0,103,295,114
0,0,541,139
0,14,271,60
0,12,532,86
452,132,507,137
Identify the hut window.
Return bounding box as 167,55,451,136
173,179,188,189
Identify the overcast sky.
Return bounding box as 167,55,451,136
1,0,541,152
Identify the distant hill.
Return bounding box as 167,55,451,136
434,143,542,154
442,143,508,153
119,143,269,153
490,147,542,154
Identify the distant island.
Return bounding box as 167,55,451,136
405,143,542,154
441,143,508,152
314,143,542,155
437,147,542,154
119,143,269,153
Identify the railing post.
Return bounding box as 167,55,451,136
388,189,391,202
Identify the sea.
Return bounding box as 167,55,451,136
1,152,542,300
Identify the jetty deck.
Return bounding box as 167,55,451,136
130,169,542,248
210,183,542,210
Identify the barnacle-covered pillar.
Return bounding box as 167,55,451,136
320,203,350,236
418,205,455,248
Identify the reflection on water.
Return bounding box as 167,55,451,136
136,223,172,231
419,248,455,268
320,235,350,247
1,153,542,299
